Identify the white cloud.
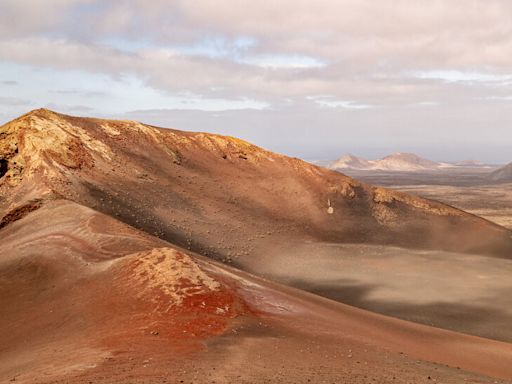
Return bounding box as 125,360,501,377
415,101,440,107
238,54,326,69
409,70,512,84
310,96,374,109
2,1,512,161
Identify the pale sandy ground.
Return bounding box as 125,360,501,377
238,240,512,343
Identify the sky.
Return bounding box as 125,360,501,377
1,1,512,163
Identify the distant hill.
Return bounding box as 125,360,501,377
329,152,450,172
487,162,512,183
373,152,443,171
328,154,372,170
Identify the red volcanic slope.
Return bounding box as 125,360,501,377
0,200,512,383
1,109,512,383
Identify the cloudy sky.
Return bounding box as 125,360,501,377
1,1,512,162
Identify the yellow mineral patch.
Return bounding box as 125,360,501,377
372,187,462,217
29,114,114,161
128,248,221,309
0,109,119,187
99,122,121,136
373,187,396,204
328,181,357,199
372,204,399,225
188,133,278,161
127,122,163,142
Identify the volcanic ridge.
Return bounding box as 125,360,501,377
1,109,512,383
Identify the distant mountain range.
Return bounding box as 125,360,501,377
327,153,490,172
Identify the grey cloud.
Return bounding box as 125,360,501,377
51,89,107,97
0,96,31,106
2,1,512,162
119,98,512,164
4,1,512,65
43,103,96,114
2,36,506,109
1,1,512,108
0,0,89,38
4,1,512,69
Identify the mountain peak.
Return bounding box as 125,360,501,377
377,152,439,170
0,108,114,188
16,107,60,122
0,110,291,194
329,152,441,171
329,153,371,169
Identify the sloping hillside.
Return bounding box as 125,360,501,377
1,109,511,259
2,109,512,382
488,162,512,183
1,200,512,383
